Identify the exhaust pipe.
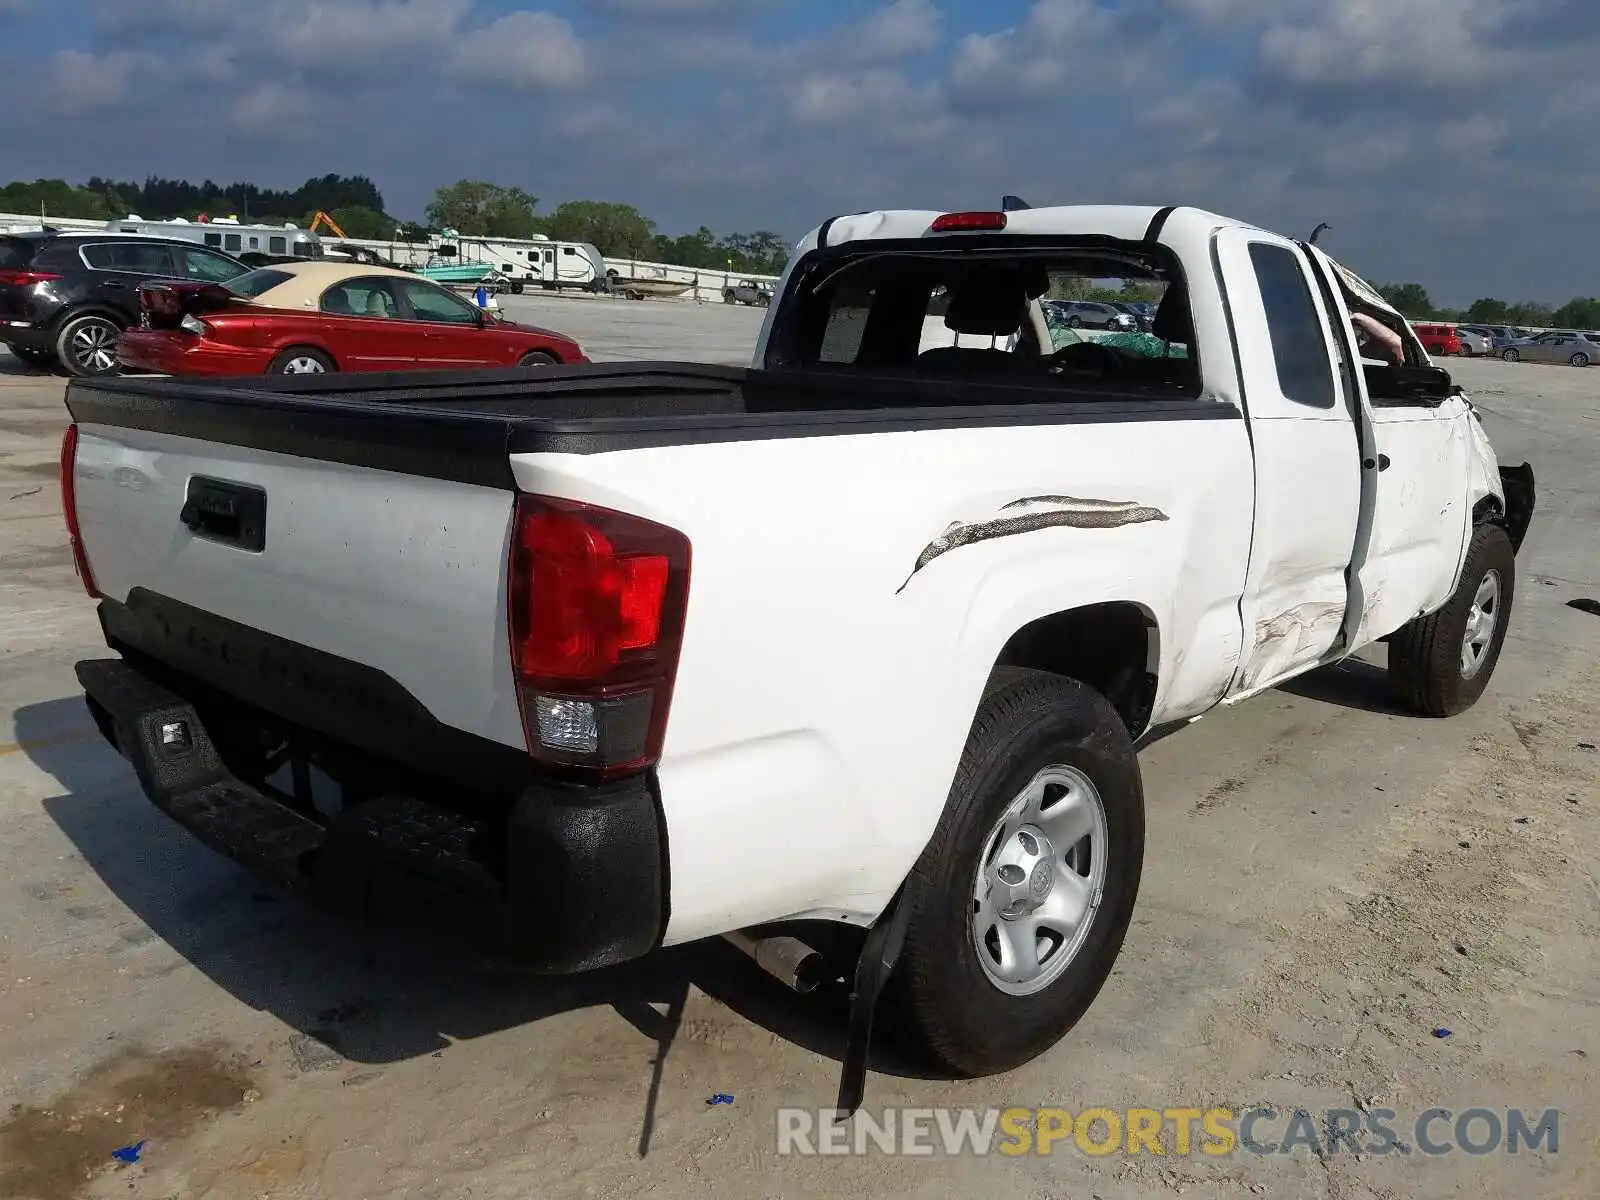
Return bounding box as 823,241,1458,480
723,930,830,994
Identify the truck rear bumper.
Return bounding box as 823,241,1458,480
74,654,666,973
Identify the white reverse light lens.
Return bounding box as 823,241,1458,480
534,695,599,754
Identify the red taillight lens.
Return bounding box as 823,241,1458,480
59,423,99,598
0,269,61,286
930,211,1008,232
507,495,690,778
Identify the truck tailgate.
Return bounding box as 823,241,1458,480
70,423,527,751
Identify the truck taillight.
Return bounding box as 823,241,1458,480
506,494,690,779
58,423,100,598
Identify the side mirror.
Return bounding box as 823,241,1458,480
1363,362,1454,406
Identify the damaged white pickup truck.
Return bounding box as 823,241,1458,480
61,201,1534,1112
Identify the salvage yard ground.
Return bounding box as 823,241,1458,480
1,297,1597,1200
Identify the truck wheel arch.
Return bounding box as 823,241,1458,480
874,598,1162,922
1474,463,1534,555
990,601,1162,737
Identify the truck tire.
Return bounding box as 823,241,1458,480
888,667,1145,1077
518,350,558,367
1388,523,1516,717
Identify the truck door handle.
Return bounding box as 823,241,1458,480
1364,454,1392,471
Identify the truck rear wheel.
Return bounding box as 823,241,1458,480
888,668,1145,1077
1388,522,1516,717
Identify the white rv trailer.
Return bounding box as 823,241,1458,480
453,234,607,291
103,215,325,260
331,231,606,292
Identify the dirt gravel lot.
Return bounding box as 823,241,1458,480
1,313,1597,1200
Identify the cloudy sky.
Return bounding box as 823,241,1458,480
0,0,1590,305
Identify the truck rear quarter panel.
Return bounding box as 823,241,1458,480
510,411,1255,940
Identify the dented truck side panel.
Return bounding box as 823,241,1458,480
508,412,1256,944
1211,228,1366,696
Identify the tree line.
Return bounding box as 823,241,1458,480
1372,281,1600,331
0,175,793,276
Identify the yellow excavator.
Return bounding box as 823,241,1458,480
308,210,347,239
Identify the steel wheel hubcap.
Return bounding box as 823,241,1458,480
1461,569,1501,679
71,322,117,372
285,357,324,374
972,765,1108,996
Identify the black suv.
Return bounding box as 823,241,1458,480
1,232,250,376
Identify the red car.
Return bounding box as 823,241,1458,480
1409,322,1462,358
116,261,587,376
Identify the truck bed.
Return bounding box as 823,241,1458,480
66,361,1229,487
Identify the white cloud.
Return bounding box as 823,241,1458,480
949,0,1122,99
1259,0,1516,86
50,49,148,113
849,0,943,61
445,10,589,90
232,81,319,131
1168,0,1281,23
264,0,472,68
789,69,923,126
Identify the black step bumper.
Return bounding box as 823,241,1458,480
75,656,666,973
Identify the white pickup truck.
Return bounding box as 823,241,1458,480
61,201,1534,1111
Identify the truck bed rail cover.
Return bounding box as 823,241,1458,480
67,360,1238,488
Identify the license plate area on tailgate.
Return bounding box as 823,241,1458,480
179,475,266,553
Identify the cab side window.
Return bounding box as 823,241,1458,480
1250,242,1336,409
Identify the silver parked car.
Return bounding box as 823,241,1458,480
1454,326,1493,355
1501,329,1600,366
1471,325,1524,351
1045,299,1140,331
